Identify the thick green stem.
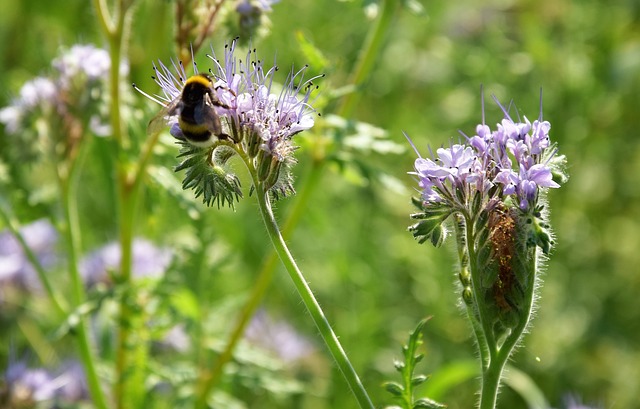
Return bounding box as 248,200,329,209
453,213,489,371
464,211,538,409
248,164,374,409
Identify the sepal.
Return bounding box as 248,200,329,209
409,200,453,247
174,142,243,208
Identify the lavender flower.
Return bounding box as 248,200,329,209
3,361,57,404
3,360,89,405
410,94,563,216
80,238,172,287
244,309,315,364
0,44,123,145
0,218,58,293
408,92,568,408
135,38,321,203
235,0,281,39
561,394,603,409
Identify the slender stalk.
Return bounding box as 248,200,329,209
59,170,110,409
197,0,400,396
464,215,497,356
194,159,326,406
92,0,139,406
193,1,400,403
247,162,374,409
0,207,67,316
452,213,489,371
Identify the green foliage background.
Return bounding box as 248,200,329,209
1,0,639,408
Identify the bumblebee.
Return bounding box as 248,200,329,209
149,73,231,147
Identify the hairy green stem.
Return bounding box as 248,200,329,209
247,162,374,409
463,211,538,409
198,0,400,397
194,159,326,406
453,213,489,372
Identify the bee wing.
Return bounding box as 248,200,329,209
197,94,223,135
147,98,182,136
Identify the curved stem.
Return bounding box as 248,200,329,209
248,167,374,409
464,215,497,356
453,214,489,371
195,158,326,404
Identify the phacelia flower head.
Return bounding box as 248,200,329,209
410,93,564,214
0,44,125,166
408,91,567,253
135,38,322,205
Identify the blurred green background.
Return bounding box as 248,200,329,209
1,0,639,408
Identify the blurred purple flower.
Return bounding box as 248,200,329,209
3,360,89,406
0,219,58,292
0,44,123,137
80,238,172,287
244,309,315,364
3,361,57,403
155,324,191,353
561,394,602,409
52,360,89,401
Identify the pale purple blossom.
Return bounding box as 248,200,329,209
0,219,58,292
80,238,172,287
140,39,320,164
0,44,118,136
245,309,315,364
3,360,89,405
409,94,562,212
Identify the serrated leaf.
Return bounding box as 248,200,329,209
384,318,445,408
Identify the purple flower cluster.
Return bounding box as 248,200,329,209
245,309,315,364
411,95,561,212
0,44,123,137
140,39,320,163
0,219,58,293
80,238,172,287
3,360,89,405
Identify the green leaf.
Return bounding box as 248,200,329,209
383,318,446,409
174,142,243,208
411,374,429,386
295,31,330,72
413,398,447,409
384,382,405,397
